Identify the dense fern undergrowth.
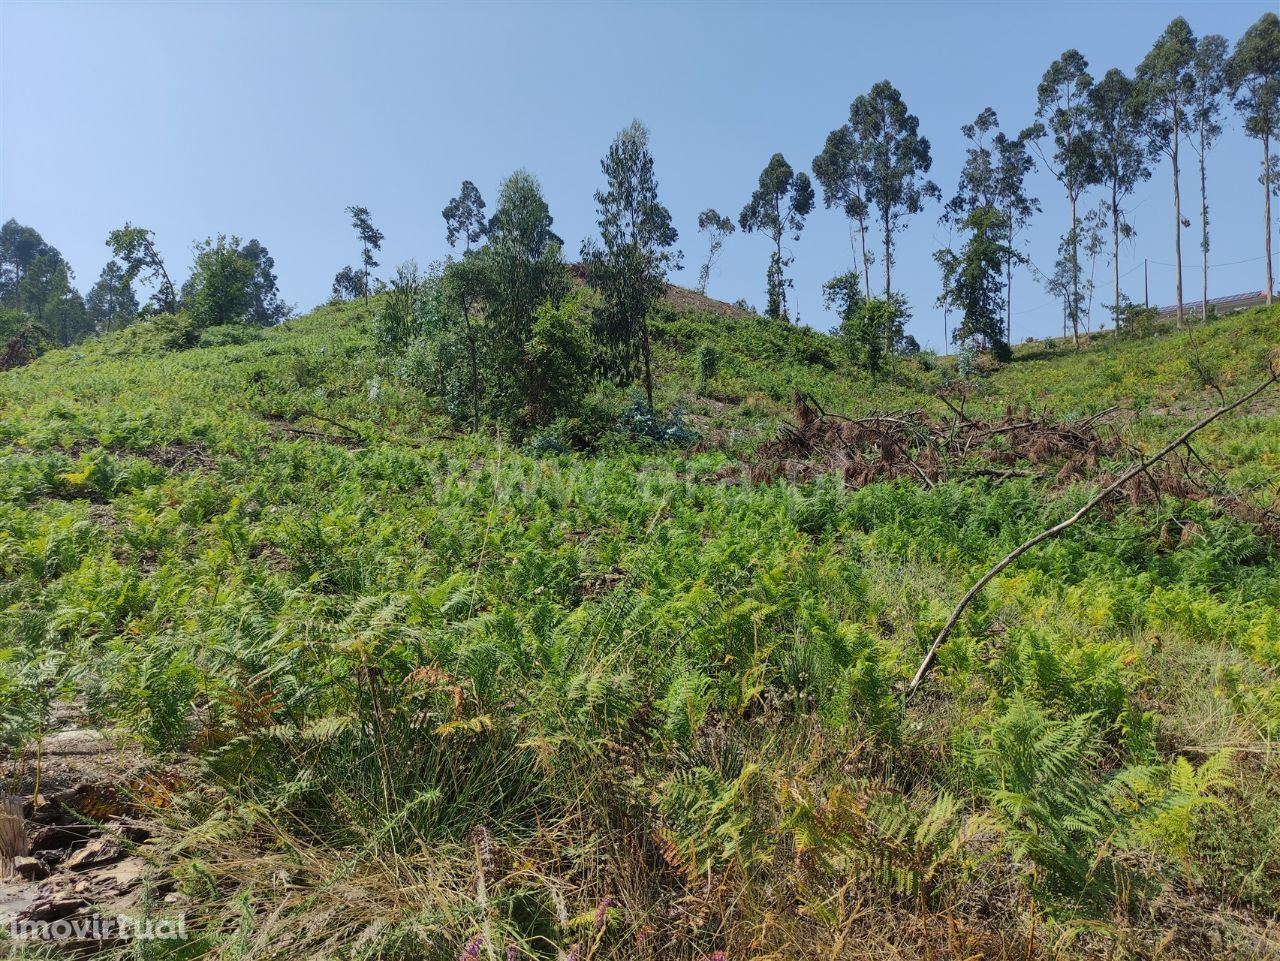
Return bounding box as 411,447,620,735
3,300,1280,959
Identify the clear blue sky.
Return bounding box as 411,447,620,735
2,0,1274,350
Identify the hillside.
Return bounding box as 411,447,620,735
2,301,1280,959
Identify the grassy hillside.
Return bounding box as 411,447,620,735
2,300,1280,959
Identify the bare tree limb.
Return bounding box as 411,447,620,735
905,366,1280,700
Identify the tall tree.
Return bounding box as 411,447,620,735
1089,69,1152,331
695,208,734,295
186,235,257,328
482,169,569,387
1228,12,1280,306
345,205,384,305
850,80,939,309
823,270,876,372
813,124,873,293
443,181,488,252
106,224,177,314
20,255,87,346
85,261,140,332
738,153,814,321
238,239,289,326
1188,34,1229,320
945,108,1038,341
0,220,60,310
582,121,681,408
1136,17,1197,328
332,266,366,302
935,207,1011,359
1024,50,1099,347
442,180,490,431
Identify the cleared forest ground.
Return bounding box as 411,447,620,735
2,300,1280,960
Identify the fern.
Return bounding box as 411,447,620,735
785,781,987,909
962,697,1160,915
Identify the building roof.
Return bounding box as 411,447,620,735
1155,290,1274,315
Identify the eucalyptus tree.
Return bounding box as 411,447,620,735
695,208,734,295
851,81,938,304
1229,12,1280,305
1136,17,1197,327
945,108,1038,341
186,235,256,329
1023,50,1099,347
739,153,814,321
237,240,289,326
442,181,487,252
935,206,1011,358
582,121,680,408
345,205,384,305
331,266,365,302
106,224,177,314
85,261,139,332
1188,34,1230,319
1088,69,1152,330
483,169,569,394
442,180,489,431
812,124,873,293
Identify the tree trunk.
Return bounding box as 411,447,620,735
641,321,654,410
858,215,871,301
883,211,892,301
776,231,786,321
1267,132,1275,306
1112,185,1121,334
1005,202,1014,344
1069,192,1080,349
1199,125,1209,321
1173,95,1184,329
462,299,479,433
883,210,893,355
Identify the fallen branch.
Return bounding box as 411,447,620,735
905,365,1280,700
295,409,362,439
275,425,363,446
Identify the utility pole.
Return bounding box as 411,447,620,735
1144,258,1149,308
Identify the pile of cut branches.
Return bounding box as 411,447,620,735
743,393,1123,489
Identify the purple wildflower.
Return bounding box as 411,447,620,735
506,946,519,961
460,935,483,960
593,896,613,931
709,952,727,961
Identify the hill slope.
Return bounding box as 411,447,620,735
1,301,1279,959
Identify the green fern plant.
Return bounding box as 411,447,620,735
961,697,1158,916
785,780,988,914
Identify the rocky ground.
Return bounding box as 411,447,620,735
1,719,189,954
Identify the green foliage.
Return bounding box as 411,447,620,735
525,291,594,423
960,697,1156,914
936,206,1011,358
848,81,940,298
345,205,384,304
696,342,720,393
583,121,680,408
787,783,986,910
86,260,140,332
106,223,178,314
185,235,257,329
1,294,1279,956
739,152,814,320
696,208,734,295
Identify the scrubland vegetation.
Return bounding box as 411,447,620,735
3,8,1280,960
3,290,1280,959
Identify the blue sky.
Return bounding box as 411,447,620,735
1,0,1274,349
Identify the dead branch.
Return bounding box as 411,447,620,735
905,366,1280,701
